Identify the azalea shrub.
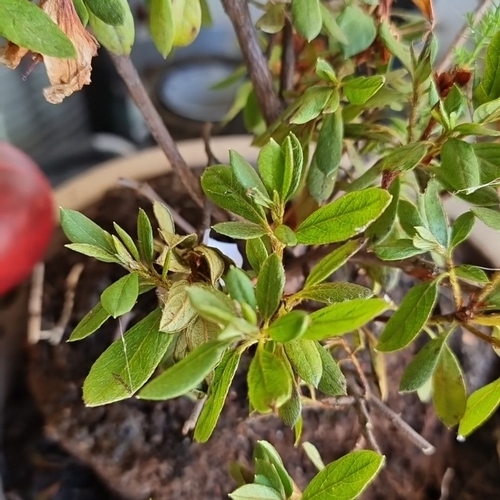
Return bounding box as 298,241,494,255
4,0,500,498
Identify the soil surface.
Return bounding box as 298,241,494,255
4,170,500,499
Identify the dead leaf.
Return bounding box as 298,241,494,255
412,0,435,25
0,42,28,69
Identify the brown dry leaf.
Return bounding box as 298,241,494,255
0,42,28,69
412,0,435,25
40,0,99,104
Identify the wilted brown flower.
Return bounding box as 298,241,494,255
0,0,99,104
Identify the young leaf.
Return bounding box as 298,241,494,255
441,138,481,192
302,442,325,471
458,377,500,438
230,150,269,200
282,133,304,201
472,207,500,231
305,298,389,340
248,347,292,413
421,179,449,249
212,221,267,240
256,2,285,34
84,0,125,25
256,254,285,321
254,441,294,498
254,459,287,497
378,20,412,72
258,139,285,197
290,87,334,125
187,285,236,326
337,5,376,58
65,243,119,264
316,58,337,84
150,0,174,57
302,450,384,500
267,311,310,343
285,339,323,386
194,349,242,443
474,31,500,104
316,343,347,396
113,223,141,262
137,208,154,265
312,109,344,177
160,280,197,333
83,309,169,406
377,281,439,352
454,265,489,285
291,0,322,42
306,240,362,287
74,0,89,26
69,301,111,342
246,237,269,273
225,267,257,309
60,208,114,252
343,76,385,105
101,273,139,319
432,345,467,428
229,484,282,500
139,339,229,400
296,188,392,245
171,0,202,46
294,283,372,306
400,335,447,392
374,239,425,261
153,200,175,234
450,212,475,250
382,143,428,174
274,225,297,247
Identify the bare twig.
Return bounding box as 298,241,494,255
109,54,205,208
28,263,45,344
356,398,382,454
279,18,295,101
439,468,455,500
118,177,197,235
202,122,221,166
220,0,283,124
183,395,207,435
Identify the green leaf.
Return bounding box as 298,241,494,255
213,221,267,240
290,87,334,125
267,311,310,343
74,0,89,26
113,223,141,262
150,0,174,57
230,150,269,200
400,335,447,392
450,212,475,250
454,265,489,285
65,243,119,264
320,3,348,45
83,309,170,406
0,0,76,58
313,109,343,177
307,158,337,204
282,133,304,201
377,281,439,352
374,239,424,261
291,0,322,42
84,0,125,25
202,166,266,224
137,208,155,265
258,139,285,197
139,339,228,400
343,76,384,105
398,200,424,237
458,377,500,438
171,0,202,46
432,345,467,428
229,484,282,500
306,240,362,287
254,441,294,497
305,298,388,340
88,4,135,56
474,32,500,104
382,143,428,174
285,339,323,386
278,385,302,427
316,344,346,396
316,58,337,84
248,347,292,413
473,96,500,123
274,225,297,247
246,237,269,273
473,143,500,183
225,267,257,309
421,179,449,248
255,459,287,497
60,208,114,253
302,450,384,500
256,254,285,321
295,283,372,306
256,2,285,34
101,273,139,319
160,280,197,333
69,301,111,341
337,5,377,58
296,188,392,245
194,349,242,442
441,138,481,192
378,21,412,72
472,207,500,231
153,200,175,234
303,442,325,471
187,285,235,326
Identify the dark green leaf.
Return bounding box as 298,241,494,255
343,76,384,105
474,32,500,104
256,254,285,321
84,0,125,25
88,5,134,55
473,143,500,183
458,377,500,438
137,208,154,264
285,339,323,386
295,283,372,305
160,280,197,333
421,179,449,248
229,484,282,500
400,335,447,392
472,207,500,231
374,239,425,261
316,344,346,396
398,200,424,237
282,133,304,201
378,20,412,72
150,0,174,57
313,109,343,176
225,267,257,309
213,221,267,240
377,281,439,352
248,347,292,413
291,87,334,125
367,177,400,245
69,301,111,342
278,385,302,427
83,309,170,406
267,311,310,343
246,237,269,273
254,459,286,497
302,450,384,500
305,298,388,340
65,243,119,264
101,273,139,318
291,0,322,42
194,349,241,442
337,5,376,58
441,138,481,192
432,345,467,427
382,143,428,174
139,339,228,400
450,212,475,250
307,156,337,204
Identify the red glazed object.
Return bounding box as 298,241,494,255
0,142,54,295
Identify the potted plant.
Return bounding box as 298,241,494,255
3,0,500,498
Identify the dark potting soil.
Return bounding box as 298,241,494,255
4,169,500,499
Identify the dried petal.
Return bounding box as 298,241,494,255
40,0,99,104
0,43,28,69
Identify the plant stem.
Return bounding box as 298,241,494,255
220,0,283,124
446,256,463,309
473,270,500,308
109,54,205,208
279,18,295,102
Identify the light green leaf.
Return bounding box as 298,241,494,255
254,441,294,497
83,309,170,406
267,311,310,343
255,459,287,497
400,335,447,392
313,109,343,177
337,5,377,58
258,138,285,197
458,377,500,438
84,0,125,25
291,0,322,42
246,237,269,273
450,212,475,250
374,239,425,261
248,347,292,413
473,143,500,183
296,188,392,245
302,450,384,500
473,96,500,123
294,283,372,306
305,298,389,340
285,339,323,386
137,208,154,265
256,2,285,34
421,179,449,248
441,138,481,192
212,221,267,240
187,285,235,326
194,349,241,442
303,442,325,471
73,0,89,26
316,58,337,83
454,265,489,285
307,157,337,204
160,280,197,333
306,240,362,287
225,267,257,309
153,201,175,234
432,344,467,428
230,150,269,200
472,207,500,231
377,281,439,352
282,133,304,201
474,32,500,104
149,0,174,56
65,243,119,264
113,223,141,262
274,225,297,247
382,143,428,174
378,20,412,72
171,0,202,46
69,301,111,342
317,344,346,396
256,254,285,321
320,3,348,45
101,273,139,318
343,76,385,105
290,87,334,125
229,484,282,500
139,339,228,400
